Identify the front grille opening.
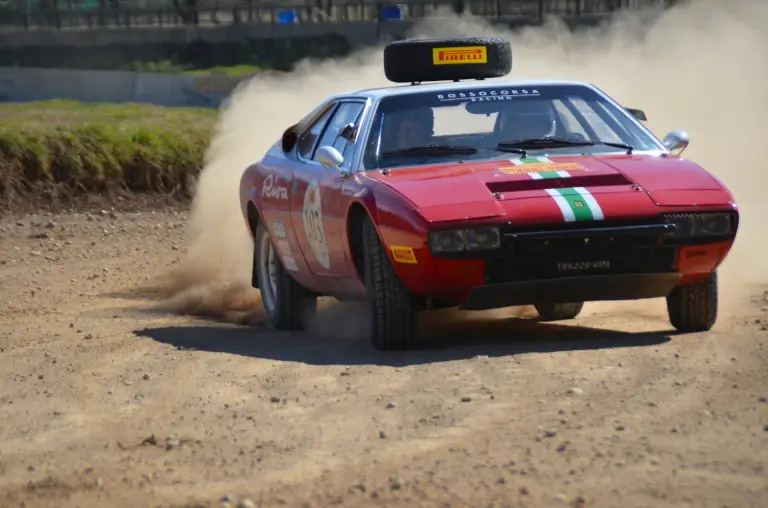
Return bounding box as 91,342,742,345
486,243,676,283
501,217,662,234
486,219,675,283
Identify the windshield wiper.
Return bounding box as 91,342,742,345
381,144,478,157
494,146,528,156
498,137,590,149
594,140,634,153
498,137,634,154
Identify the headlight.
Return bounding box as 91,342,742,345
661,212,734,238
429,226,502,254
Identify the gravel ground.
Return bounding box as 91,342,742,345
1,208,767,508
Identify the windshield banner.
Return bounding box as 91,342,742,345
437,88,541,102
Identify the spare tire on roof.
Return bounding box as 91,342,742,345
383,36,512,84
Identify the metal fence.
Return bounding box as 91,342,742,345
0,0,678,30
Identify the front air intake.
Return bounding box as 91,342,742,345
486,173,633,194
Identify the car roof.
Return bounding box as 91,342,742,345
326,79,598,101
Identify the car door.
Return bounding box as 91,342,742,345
290,99,366,279
310,99,368,284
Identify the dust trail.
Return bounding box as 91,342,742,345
155,0,767,328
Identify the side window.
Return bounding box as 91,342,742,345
313,102,365,164
296,105,336,159
333,106,366,169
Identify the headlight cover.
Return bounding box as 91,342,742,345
429,226,502,254
661,212,734,238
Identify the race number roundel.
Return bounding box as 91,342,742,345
302,181,330,270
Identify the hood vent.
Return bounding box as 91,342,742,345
486,173,633,194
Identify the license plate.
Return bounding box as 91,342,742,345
556,260,611,272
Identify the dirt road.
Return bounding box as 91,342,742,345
1,208,766,508
3,2,767,506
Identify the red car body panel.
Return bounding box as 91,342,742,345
240,149,738,307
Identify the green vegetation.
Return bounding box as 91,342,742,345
184,64,264,76
124,61,264,76
0,35,351,74
0,100,216,208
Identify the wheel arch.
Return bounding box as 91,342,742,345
347,201,374,286
345,182,431,292
246,200,262,238
246,200,262,288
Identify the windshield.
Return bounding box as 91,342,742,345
361,84,661,170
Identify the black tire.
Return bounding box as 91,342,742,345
535,302,584,322
666,272,718,332
254,221,316,330
362,215,416,350
384,36,512,83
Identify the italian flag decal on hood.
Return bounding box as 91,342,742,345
508,156,605,222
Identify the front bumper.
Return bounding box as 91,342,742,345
458,272,682,310
428,215,736,310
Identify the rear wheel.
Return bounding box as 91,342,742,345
255,221,316,330
362,216,416,350
535,302,584,322
666,272,718,332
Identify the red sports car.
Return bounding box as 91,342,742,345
239,36,739,350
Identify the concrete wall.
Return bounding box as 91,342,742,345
0,11,658,107
0,14,617,50
0,17,527,107
0,66,247,107
0,20,417,49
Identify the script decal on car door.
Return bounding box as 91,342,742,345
302,180,331,269
261,174,289,200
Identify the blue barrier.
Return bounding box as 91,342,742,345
276,9,298,24
381,5,404,20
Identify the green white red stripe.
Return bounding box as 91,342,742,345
506,157,604,222
507,156,572,179
546,187,604,222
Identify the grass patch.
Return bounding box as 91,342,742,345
183,64,264,76
0,100,216,212
124,60,264,76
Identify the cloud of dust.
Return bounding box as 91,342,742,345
155,0,767,328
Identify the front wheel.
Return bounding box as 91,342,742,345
255,221,316,330
666,272,718,332
362,216,416,350
534,302,584,322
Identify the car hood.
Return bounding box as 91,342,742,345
365,153,735,223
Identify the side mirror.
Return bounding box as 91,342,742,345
662,130,690,156
339,123,357,142
315,145,345,171
626,108,647,122
281,124,299,152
